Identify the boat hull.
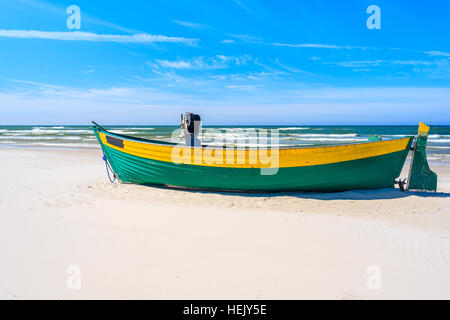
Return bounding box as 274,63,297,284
97,135,413,192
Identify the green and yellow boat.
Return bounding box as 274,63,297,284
92,120,437,192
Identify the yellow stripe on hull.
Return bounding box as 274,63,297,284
99,132,411,169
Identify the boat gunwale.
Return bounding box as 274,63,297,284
94,126,414,151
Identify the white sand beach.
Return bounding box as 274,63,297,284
0,147,449,299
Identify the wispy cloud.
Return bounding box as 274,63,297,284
155,60,193,69
225,84,263,90
425,51,450,57
209,71,284,83
272,43,367,49
228,34,263,44
152,55,252,70
328,60,434,67
172,20,210,29
8,79,66,91
272,59,316,76
233,0,254,14
0,30,198,45
220,39,236,44
14,0,138,33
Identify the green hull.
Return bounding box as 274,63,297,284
101,142,411,192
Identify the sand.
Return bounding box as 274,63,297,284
0,147,449,299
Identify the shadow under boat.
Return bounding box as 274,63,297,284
136,183,450,201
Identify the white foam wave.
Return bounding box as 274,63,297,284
110,130,140,134
213,128,263,131
0,136,84,140
123,127,155,130
299,138,363,142
287,133,358,138
278,127,310,130
0,136,56,140
383,134,446,139
23,128,92,134
428,154,450,161
382,134,412,137
29,142,97,148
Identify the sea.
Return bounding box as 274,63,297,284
0,125,449,163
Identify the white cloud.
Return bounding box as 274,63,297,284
13,0,138,33
425,51,450,57
233,0,253,14
225,84,264,90
272,43,367,49
329,60,434,67
228,34,263,44
154,55,252,70
0,29,198,45
156,60,193,69
172,20,209,29
220,39,236,44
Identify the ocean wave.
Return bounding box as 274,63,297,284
428,154,450,161
0,135,86,140
0,136,57,140
123,127,155,130
382,134,413,137
293,137,363,142
212,127,265,132
430,153,450,157
278,127,310,130
286,133,358,137
0,130,31,134
109,130,140,134
0,141,97,149
383,134,446,139
28,142,97,148
10,128,93,135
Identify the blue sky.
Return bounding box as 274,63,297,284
0,0,449,125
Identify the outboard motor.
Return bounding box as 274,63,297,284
180,112,201,146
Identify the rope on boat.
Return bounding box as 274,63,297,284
102,154,116,183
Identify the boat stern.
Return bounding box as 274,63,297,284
407,122,438,192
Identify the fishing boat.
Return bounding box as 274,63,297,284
92,116,437,192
